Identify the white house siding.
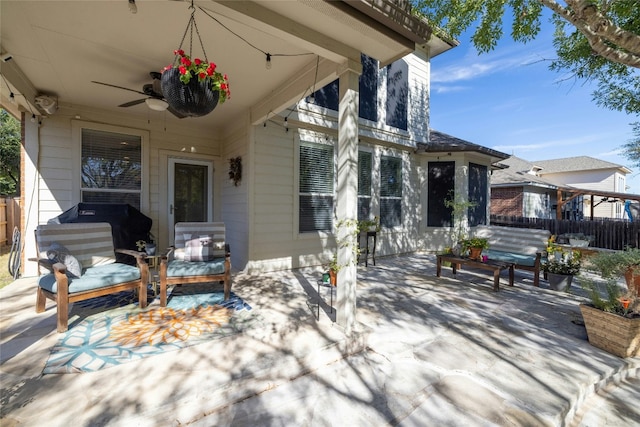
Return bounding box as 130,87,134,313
407,47,430,145
222,124,250,271
542,169,622,218
247,124,298,273
523,188,551,219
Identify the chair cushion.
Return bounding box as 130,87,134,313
38,263,141,294
46,242,83,278
166,259,226,277
484,249,537,267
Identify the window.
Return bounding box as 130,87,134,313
380,156,402,227
358,151,372,221
81,128,142,209
307,54,379,122
299,142,334,232
359,54,378,122
386,59,408,130
468,163,488,226
427,161,455,227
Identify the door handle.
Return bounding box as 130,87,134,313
170,204,173,214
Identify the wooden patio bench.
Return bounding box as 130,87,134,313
472,225,550,287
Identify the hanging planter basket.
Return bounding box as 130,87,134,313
160,1,230,118
161,68,219,118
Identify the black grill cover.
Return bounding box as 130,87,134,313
48,203,152,265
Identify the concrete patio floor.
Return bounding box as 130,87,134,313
1,253,638,426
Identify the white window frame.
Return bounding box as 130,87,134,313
72,120,149,212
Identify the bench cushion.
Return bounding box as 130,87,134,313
474,225,549,256
166,259,226,277
484,249,537,267
38,263,141,294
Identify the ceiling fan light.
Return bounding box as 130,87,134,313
145,98,168,111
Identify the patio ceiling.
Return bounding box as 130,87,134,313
0,0,453,135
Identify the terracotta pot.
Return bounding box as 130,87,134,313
329,269,337,286
468,247,483,260
160,68,219,117
623,267,640,296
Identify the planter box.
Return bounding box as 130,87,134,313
579,304,640,358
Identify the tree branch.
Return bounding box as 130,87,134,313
539,0,640,68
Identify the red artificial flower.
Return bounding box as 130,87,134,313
179,66,187,75
208,62,217,73
174,49,185,56
194,58,202,66
180,56,191,67
198,72,206,80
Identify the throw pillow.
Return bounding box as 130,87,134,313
47,242,83,278
184,234,215,262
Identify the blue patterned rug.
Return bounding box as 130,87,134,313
43,284,256,374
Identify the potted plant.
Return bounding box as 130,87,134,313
542,250,581,291
580,279,640,358
586,247,640,296
161,49,231,117
325,253,341,286
444,191,477,256
460,237,489,260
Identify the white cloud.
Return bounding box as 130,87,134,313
432,85,469,94
431,46,554,84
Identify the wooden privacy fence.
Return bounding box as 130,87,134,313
490,215,640,251
1,197,21,247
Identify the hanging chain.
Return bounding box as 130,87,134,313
175,0,208,64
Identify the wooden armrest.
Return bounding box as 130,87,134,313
116,248,147,259
32,257,55,272
161,246,175,261
51,262,67,274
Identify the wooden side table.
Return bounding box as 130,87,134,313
359,231,377,266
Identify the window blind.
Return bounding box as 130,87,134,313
299,142,334,232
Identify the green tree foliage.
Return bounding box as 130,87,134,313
621,122,640,169
0,109,21,196
412,0,640,114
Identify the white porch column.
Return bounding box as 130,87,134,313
335,58,361,334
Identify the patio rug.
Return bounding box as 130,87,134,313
43,284,256,374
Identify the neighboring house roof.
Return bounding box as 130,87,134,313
491,156,557,189
492,155,640,203
532,156,632,175
417,130,509,162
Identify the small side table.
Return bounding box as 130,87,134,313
314,279,335,319
145,254,162,295
360,231,377,266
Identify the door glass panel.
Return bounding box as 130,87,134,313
174,163,208,223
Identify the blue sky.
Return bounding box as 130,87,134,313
428,20,639,193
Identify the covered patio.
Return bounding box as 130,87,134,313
1,254,638,426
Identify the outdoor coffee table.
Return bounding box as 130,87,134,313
436,254,514,291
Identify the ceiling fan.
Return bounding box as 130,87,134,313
91,72,186,118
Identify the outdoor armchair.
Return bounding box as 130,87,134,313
159,222,231,306
33,222,149,332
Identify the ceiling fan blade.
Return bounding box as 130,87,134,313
119,99,146,108
92,81,146,96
